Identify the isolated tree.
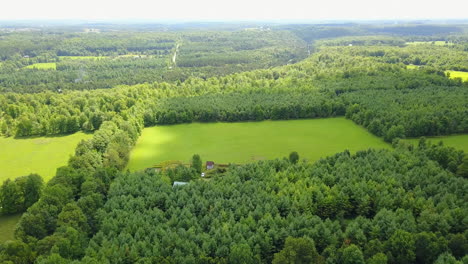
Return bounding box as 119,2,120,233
414,232,447,264
35,253,69,264
229,243,255,264
23,174,43,209
273,237,319,264
192,154,202,173
384,125,405,142
367,253,388,264
456,156,468,178
254,105,265,121
448,233,468,259
386,230,416,264
57,202,89,233
342,245,365,264
289,152,299,164
0,240,35,264
434,252,459,264
0,179,23,214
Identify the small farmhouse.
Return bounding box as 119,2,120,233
206,161,215,170
173,181,188,188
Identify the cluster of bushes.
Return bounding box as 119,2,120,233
0,174,42,215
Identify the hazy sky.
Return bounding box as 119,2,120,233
1,0,467,21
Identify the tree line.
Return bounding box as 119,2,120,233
1,43,466,140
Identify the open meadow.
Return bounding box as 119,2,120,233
0,214,22,243
0,132,92,182
446,70,468,82
406,41,454,46
127,117,390,171
23,62,57,70
402,134,468,153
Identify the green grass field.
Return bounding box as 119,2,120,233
446,70,468,82
406,64,419,70
0,132,92,183
402,134,468,153
23,62,57,70
406,41,453,46
127,118,390,171
0,214,22,243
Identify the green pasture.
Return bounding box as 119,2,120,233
0,132,92,183
406,41,453,46
402,134,468,153
127,118,390,171
23,62,56,70
446,70,468,82
0,214,22,243
406,64,419,70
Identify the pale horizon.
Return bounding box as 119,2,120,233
1,0,467,22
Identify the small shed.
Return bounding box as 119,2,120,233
206,161,215,170
173,181,188,188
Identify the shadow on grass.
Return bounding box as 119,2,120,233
11,131,93,140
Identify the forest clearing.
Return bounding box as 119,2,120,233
127,118,390,171
0,132,92,182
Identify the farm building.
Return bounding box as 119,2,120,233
173,181,188,188
206,161,215,170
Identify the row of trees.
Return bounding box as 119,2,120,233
149,91,345,125
0,31,176,61
0,96,146,262
343,86,468,142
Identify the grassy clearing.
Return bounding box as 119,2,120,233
406,64,419,70
127,118,390,171
406,41,453,46
0,132,92,183
23,62,56,70
402,134,468,153
0,214,21,243
446,70,468,82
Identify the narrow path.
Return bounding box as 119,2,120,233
172,44,179,66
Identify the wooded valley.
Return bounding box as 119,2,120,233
0,22,467,263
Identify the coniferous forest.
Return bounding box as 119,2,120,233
0,22,467,263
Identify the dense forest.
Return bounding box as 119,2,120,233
80,142,467,264
0,30,307,92
0,22,467,263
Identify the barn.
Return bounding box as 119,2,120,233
206,161,215,170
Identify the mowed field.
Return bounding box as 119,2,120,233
23,62,57,70
406,41,453,46
0,132,92,182
127,118,390,171
0,214,22,243
446,70,468,82
402,134,468,153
